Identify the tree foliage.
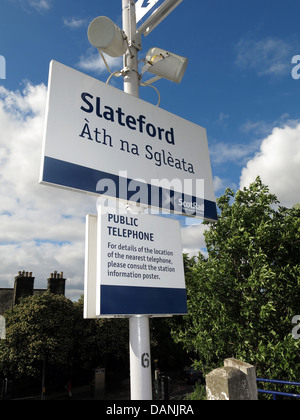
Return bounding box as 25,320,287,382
0,293,129,381
172,177,300,380
0,293,76,378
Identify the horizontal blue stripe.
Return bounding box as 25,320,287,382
42,156,218,220
100,285,188,316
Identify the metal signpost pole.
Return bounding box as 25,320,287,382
122,0,140,97
122,0,153,401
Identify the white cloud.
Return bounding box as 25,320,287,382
241,114,297,137
16,0,52,13
213,176,226,193
22,0,52,13
217,112,229,128
77,49,123,76
235,36,294,77
63,17,87,29
0,83,97,299
31,0,51,12
240,123,300,208
181,223,208,257
211,115,299,167
210,140,260,165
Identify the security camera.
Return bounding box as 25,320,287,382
143,47,188,84
88,16,127,57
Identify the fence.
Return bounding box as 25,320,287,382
257,378,300,400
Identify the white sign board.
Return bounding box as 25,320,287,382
136,0,160,23
40,60,217,221
84,210,187,317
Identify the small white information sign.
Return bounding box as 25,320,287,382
84,209,187,318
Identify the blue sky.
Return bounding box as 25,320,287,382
0,0,300,299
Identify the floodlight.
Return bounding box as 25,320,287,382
88,16,127,57
143,47,188,84
137,0,183,37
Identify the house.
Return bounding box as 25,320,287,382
0,271,66,315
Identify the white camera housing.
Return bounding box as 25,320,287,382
88,16,127,58
144,47,188,84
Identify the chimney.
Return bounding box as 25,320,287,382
13,271,35,306
47,271,66,296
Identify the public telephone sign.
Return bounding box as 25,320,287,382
84,210,188,318
40,60,217,221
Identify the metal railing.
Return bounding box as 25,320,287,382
257,378,300,400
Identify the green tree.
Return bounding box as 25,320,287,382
72,298,129,372
172,177,300,380
0,292,76,379
0,294,129,382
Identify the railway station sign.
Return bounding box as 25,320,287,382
40,60,217,221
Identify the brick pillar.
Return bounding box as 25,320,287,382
47,271,66,296
13,271,34,306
